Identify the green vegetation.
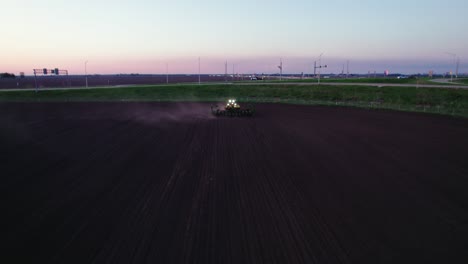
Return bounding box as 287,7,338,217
1,84,468,117
453,79,468,85
252,77,440,85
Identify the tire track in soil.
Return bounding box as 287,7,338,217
242,118,350,264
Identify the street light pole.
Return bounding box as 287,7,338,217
198,57,201,85
85,60,88,88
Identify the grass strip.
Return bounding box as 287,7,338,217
1,84,467,118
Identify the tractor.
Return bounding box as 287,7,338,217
211,99,254,117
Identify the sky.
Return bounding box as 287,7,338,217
1,0,467,75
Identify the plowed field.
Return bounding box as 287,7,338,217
2,102,468,263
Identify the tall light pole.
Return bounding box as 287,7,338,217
446,52,458,81
278,58,283,81
198,57,201,85
314,61,316,77
85,60,88,88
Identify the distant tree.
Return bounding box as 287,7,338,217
0,73,16,78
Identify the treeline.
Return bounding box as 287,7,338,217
0,73,16,78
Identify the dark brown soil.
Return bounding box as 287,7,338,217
2,102,468,264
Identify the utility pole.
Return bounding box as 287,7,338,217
318,54,323,84
315,53,327,85
456,57,460,78
198,57,201,85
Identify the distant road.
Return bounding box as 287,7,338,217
0,81,467,92
431,78,452,84
0,84,208,92
430,78,467,85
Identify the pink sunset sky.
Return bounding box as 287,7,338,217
1,0,467,75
